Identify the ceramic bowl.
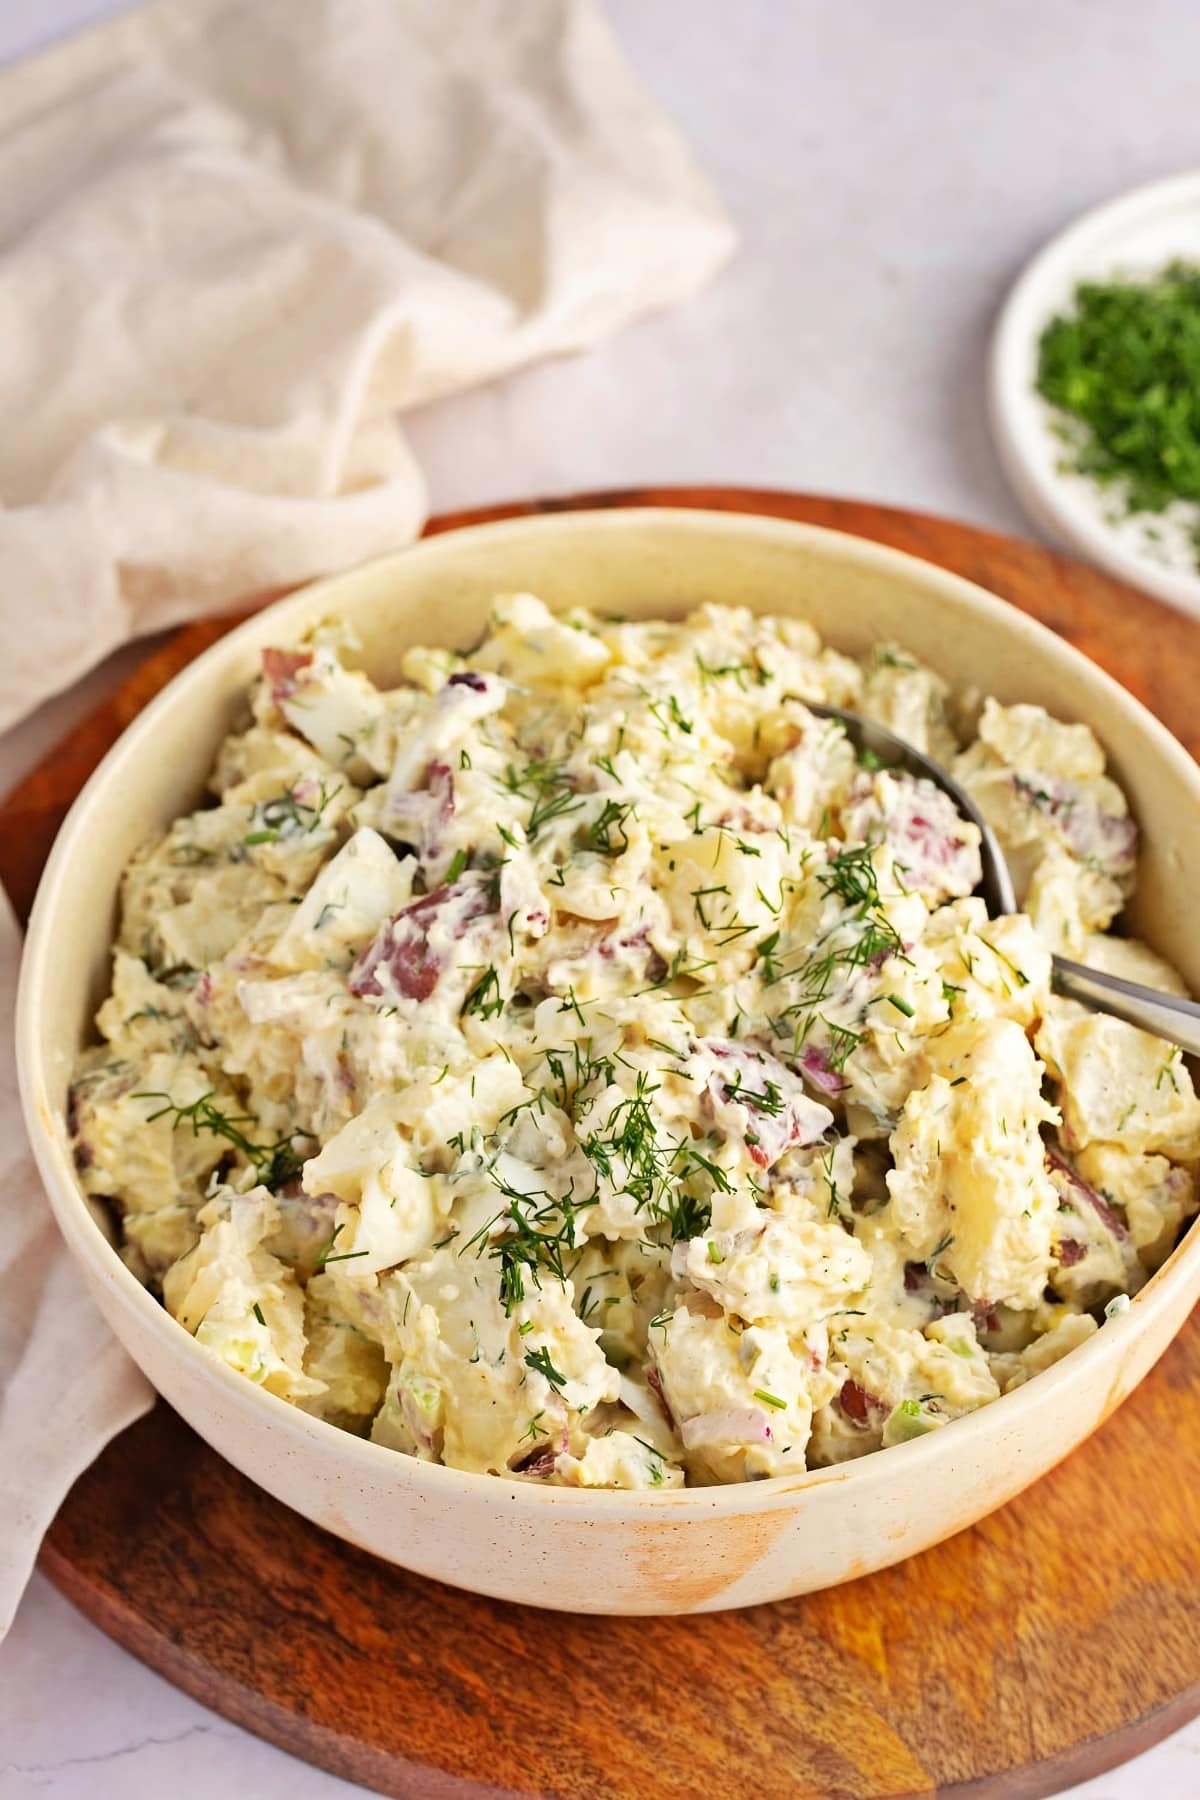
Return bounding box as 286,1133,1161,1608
989,171,1200,620
17,507,1200,1614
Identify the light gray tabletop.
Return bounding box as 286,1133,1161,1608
2,3,1199,1797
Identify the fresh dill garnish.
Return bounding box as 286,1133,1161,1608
577,1284,598,1324
872,645,915,672
631,1434,667,1467
312,1222,370,1269
647,948,717,994
824,1019,863,1072
243,779,344,847
720,1070,786,1116
468,1183,596,1316
586,798,635,855
762,846,907,1059
691,883,731,930
695,652,753,688
926,1232,955,1274
135,1089,307,1190
817,841,888,911
575,1070,730,1242
754,930,782,983
124,1004,169,1025
1036,261,1200,559
821,1141,845,1219
524,1344,568,1394
500,756,583,839
648,694,695,737
986,940,1030,988
461,965,504,1021
558,987,587,1025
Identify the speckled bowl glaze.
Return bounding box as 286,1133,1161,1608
17,508,1200,1614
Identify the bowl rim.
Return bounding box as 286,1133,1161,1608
17,502,1200,1516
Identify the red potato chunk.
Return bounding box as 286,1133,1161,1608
701,1038,833,1169
350,877,493,1003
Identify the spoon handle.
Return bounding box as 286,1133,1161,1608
1052,955,1200,1056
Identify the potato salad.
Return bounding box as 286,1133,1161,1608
69,596,1200,1488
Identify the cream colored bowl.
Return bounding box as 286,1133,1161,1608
17,508,1200,1614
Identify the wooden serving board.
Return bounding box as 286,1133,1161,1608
8,489,1200,1800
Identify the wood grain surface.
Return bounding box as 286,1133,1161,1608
8,489,1200,1800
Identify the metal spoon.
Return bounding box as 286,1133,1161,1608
810,704,1200,1056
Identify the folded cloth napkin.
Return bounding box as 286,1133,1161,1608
0,892,154,1639
0,0,733,1635
0,0,734,732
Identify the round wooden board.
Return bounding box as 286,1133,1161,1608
8,489,1200,1800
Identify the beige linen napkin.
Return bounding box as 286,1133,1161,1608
0,893,154,1638
0,0,733,1635
0,0,734,732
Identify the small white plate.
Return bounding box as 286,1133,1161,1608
989,171,1200,618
